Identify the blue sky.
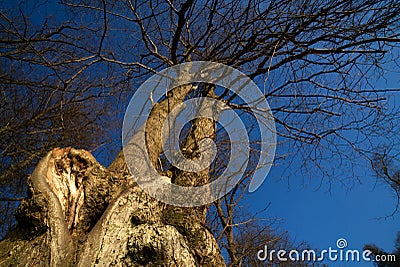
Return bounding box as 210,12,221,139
251,166,399,266
249,74,400,266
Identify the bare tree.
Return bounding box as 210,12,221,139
370,149,400,214
1,0,400,265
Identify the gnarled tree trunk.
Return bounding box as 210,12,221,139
0,84,225,266
0,146,224,266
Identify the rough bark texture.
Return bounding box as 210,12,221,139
0,147,224,266
0,84,225,266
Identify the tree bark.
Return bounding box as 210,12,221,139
0,146,225,266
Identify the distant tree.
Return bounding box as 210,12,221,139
364,231,399,267
371,150,400,213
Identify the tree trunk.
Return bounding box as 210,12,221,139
0,146,225,266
